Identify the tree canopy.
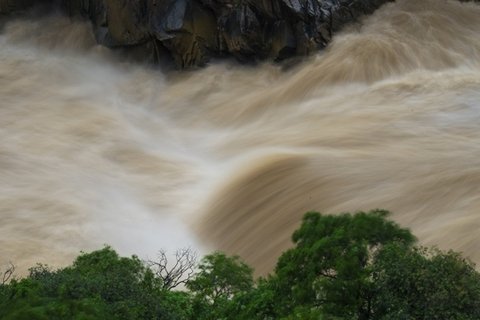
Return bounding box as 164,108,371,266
272,210,415,319
1,210,479,320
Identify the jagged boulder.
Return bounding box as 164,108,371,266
2,0,394,68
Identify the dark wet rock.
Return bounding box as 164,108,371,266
103,0,150,46
1,0,395,68
150,0,219,67
0,0,48,14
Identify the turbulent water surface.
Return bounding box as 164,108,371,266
2,0,480,274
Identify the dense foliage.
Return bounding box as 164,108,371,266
2,210,480,319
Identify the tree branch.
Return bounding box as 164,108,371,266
1,262,15,285
148,248,198,290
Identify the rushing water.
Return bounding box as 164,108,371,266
1,0,480,275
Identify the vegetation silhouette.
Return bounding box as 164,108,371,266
1,210,479,319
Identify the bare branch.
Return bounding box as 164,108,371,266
2,262,15,285
148,248,198,290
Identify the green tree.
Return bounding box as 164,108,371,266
273,210,415,319
222,276,278,320
372,244,480,320
0,247,188,320
0,268,112,320
186,252,254,319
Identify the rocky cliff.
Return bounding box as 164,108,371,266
2,0,394,68
0,0,47,14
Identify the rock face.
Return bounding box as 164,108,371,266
0,0,47,14
2,0,394,68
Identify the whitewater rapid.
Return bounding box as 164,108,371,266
1,0,480,274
